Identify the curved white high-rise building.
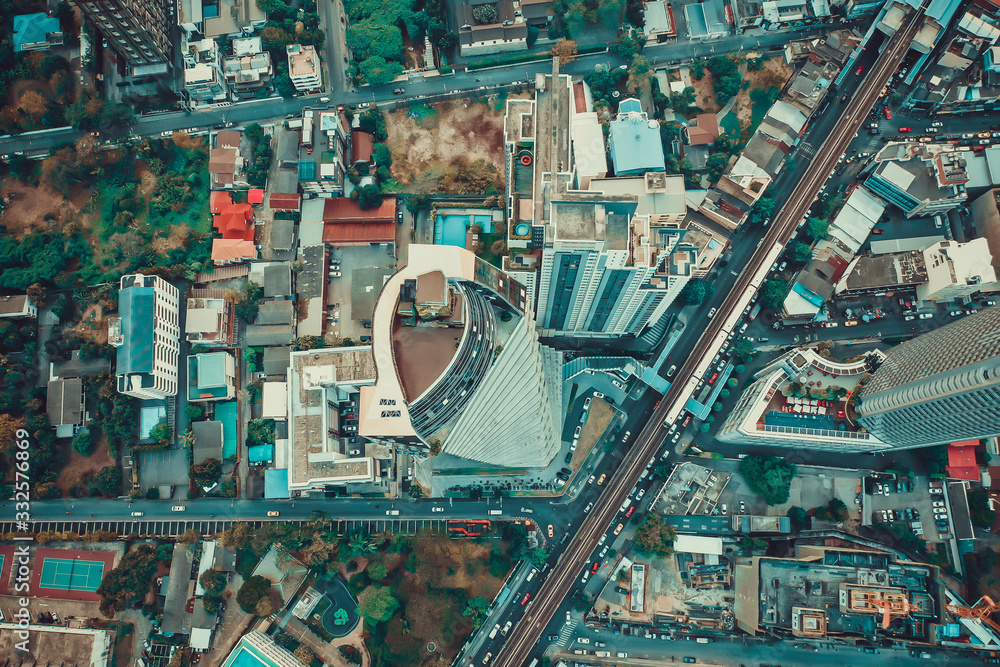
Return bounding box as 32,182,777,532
358,245,561,468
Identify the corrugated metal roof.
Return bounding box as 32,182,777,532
323,221,395,243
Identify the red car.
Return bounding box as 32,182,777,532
681,414,692,428
899,127,911,133
884,107,892,120
871,229,885,235
521,593,531,605
856,65,864,75
708,372,719,385
625,506,635,518
591,561,600,574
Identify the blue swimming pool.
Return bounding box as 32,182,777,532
435,214,493,247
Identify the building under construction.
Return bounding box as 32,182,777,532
734,542,951,645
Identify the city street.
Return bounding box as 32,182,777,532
0,22,851,157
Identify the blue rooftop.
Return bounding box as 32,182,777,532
609,112,666,175
298,160,316,180
13,13,61,52
117,287,155,374
215,401,239,459
264,468,290,499
618,98,642,114
248,444,275,464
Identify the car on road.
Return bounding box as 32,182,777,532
739,500,746,513
884,108,892,120
930,121,943,127
919,312,933,319
267,511,280,517
432,506,444,512
584,503,593,513
872,228,885,234
625,506,635,518
131,511,144,517
520,593,531,605
566,611,572,624
707,307,717,319
597,474,607,485
681,414,692,428
621,430,631,442
899,127,911,132
708,372,718,385
614,523,624,535
856,65,864,75
683,659,696,664
844,320,858,326
904,315,915,321
593,391,605,399
666,364,677,376
171,506,185,511
482,653,492,664
548,524,554,537
392,88,405,94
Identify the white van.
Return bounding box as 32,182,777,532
488,624,500,639
488,509,502,515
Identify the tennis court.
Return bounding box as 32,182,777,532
38,557,105,592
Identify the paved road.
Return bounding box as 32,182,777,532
494,9,925,666
0,22,854,157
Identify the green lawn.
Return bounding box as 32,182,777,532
749,87,781,135
478,232,506,268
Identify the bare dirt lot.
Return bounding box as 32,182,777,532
56,431,116,495
0,180,89,239
734,54,794,129
691,70,718,113
66,303,110,345
385,96,527,193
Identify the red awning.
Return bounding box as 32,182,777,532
248,189,265,204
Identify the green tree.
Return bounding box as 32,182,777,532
970,488,995,530
72,429,94,456
367,561,387,580
806,216,830,241
358,56,404,87
739,455,797,505
473,4,498,22
96,543,158,616
236,575,272,613
91,465,122,496
760,277,790,310
740,535,767,551
787,505,808,530
190,457,223,487
357,584,399,621
748,57,764,71
185,404,204,420
149,422,171,445
357,183,384,210
220,481,237,498
790,241,813,264
373,143,392,168
706,152,731,182
463,596,491,628
730,337,759,362
680,278,713,305
632,513,677,558
274,73,296,98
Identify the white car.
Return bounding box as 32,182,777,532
577,638,590,644
574,426,582,438
583,397,592,410
932,500,945,508
171,506,185,512
566,611,572,624
593,391,605,399
431,507,444,512
621,430,631,442
707,307,717,319
131,511,144,517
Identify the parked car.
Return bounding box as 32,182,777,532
899,127,911,132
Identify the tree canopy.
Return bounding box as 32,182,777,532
96,543,158,616
739,455,797,505
189,457,222,487
632,513,677,558
358,584,399,621
760,278,790,310
680,278,714,305
236,575,273,614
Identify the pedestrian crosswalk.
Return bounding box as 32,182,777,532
557,621,575,646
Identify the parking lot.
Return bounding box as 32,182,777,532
864,474,952,541
326,244,396,342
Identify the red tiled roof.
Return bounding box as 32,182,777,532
351,131,375,164
322,222,395,244
248,189,265,204
212,239,257,264
211,191,233,214
322,197,396,223
213,203,255,240
947,442,980,480
687,113,721,145
269,193,301,211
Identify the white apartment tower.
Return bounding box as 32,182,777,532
286,44,321,92
109,274,181,399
